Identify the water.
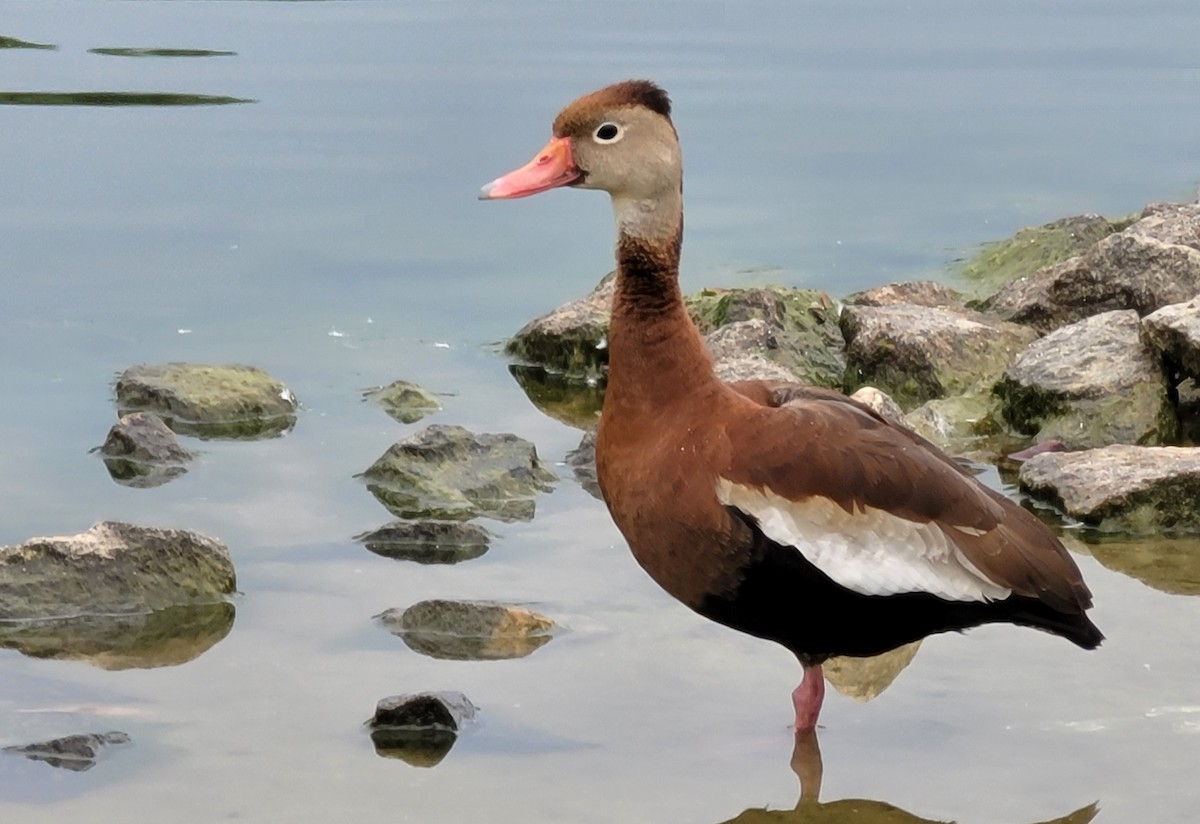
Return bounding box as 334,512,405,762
2,1,1200,821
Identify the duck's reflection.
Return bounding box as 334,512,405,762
720,728,1099,824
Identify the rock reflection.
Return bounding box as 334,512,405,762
2,731,130,773
89,47,236,58
1086,536,1200,596
0,35,56,50
0,92,252,106
509,364,605,430
0,602,234,669
720,729,1099,824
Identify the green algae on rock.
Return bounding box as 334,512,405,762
114,362,298,440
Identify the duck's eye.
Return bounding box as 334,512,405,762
593,122,623,143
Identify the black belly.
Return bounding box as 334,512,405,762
696,515,1102,663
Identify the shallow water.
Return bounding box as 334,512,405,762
3,1,1200,821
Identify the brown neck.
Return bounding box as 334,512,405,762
605,223,716,412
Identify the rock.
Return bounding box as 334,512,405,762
367,691,477,767
379,599,555,660
0,522,236,620
687,286,845,388
369,691,477,731
994,310,1176,448
505,271,615,376
847,386,908,429
508,364,604,429
904,392,1018,460
362,380,441,424
956,213,1131,292
979,203,1200,332
96,412,192,488
114,362,298,440
1019,444,1200,533
0,602,234,669
2,732,131,772
354,521,491,565
1086,536,1200,597
565,427,601,499
361,425,557,522
845,280,966,309
823,642,920,702
704,319,810,385
1142,296,1200,383
841,303,1037,408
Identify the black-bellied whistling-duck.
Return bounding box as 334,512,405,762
480,80,1102,732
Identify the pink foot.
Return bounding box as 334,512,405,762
791,664,825,733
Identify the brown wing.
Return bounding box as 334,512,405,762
721,380,1093,613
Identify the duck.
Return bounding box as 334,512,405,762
480,80,1102,732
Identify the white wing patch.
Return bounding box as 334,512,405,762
716,478,1011,603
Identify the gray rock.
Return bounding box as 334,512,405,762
114,362,298,440
1019,444,1200,533
0,602,234,670
367,691,477,768
354,521,491,565
980,202,1200,332
361,425,557,522
847,386,908,429
362,380,441,424
841,303,1037,408
505,271,615,376
97,412,192,488
687,286,845,388
1142,295,1200,383
3,732,131,772
378,599,555,660
845,280,965,309
994,310,1176,448
0,522,236,620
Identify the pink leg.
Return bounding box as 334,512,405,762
791,663,825,733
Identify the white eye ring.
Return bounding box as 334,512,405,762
593,122,624,144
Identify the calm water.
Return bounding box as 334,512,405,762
3,1,1200,821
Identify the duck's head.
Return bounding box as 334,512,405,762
479,80,681,206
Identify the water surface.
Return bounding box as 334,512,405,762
2,1,1200,822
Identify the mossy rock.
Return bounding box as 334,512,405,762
955,213,1134,294
114,363,298,440
363,380,441,424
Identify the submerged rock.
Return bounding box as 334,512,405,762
114,362,298,440
841,303,1036,408
1019,444,1200,533
980,202,1200,332
0,521,236,620
354,521,491,565
994,310,1176,448
368,691,477,767
2,732,131,772
0,602,235,670
362,380,441,424
96,411,192,488
361,424,557,522
379,599,555,660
